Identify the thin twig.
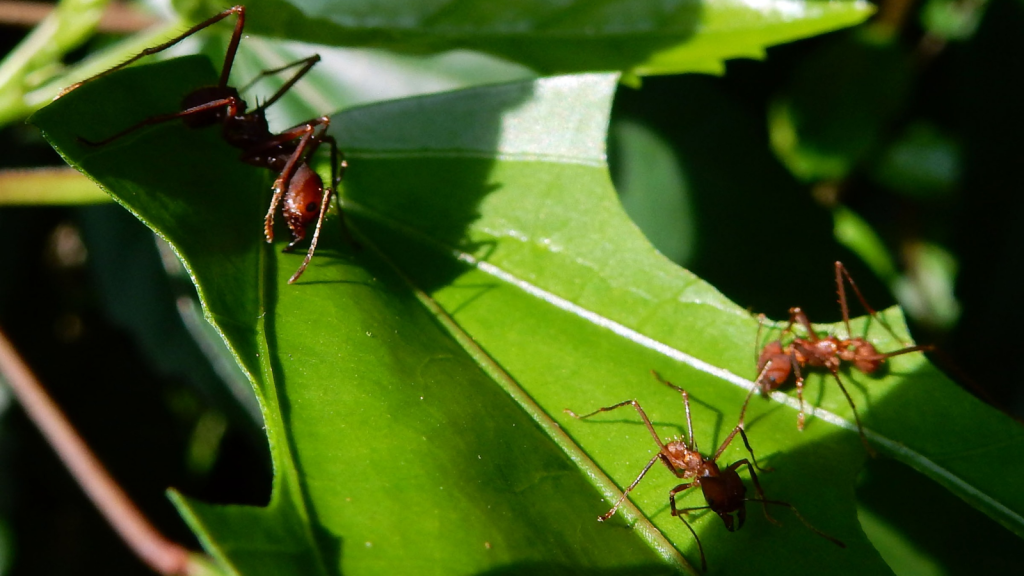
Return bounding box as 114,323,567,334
0,1,158,32
0,326,194,575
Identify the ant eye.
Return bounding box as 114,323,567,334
306,202,318,213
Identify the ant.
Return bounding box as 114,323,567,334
62,5,349,283
565,371,844,571
740,261,933,454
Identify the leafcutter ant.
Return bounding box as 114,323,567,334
62,5,349,283
741,261,933,454
565,371,844,571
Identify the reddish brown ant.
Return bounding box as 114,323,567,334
62,5,349,283
741,261,933,454
565,371,844,571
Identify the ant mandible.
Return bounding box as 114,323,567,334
740,261,933,454
62,5,349,283
565,371,844,571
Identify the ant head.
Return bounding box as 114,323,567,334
707,500,746,533
663,441,702,472
841,338,883,373
757,342,792,389
283,164,326,238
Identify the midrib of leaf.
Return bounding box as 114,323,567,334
363,236,693,574
343,195,1024,540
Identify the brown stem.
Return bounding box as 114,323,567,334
0,327,193,574
0,1,158,32
873,0,917,36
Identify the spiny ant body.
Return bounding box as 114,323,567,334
566,371,844,571
742,261,933,454
63,5,350,283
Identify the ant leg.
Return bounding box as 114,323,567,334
287,186,332,284
738,357,777,428
80,97,241,146
835,261,885,334
650,371,698,452
862,344,935,363
265,127,314,242
788,307,819,343
825,369,876,457
240,55,319,93
834,261,908,345
711,425,771,472
737,426,773,472
595,454,660,522
248,55,322,113
674,504,713,515
669,483,707,573
61,6,246,96
261,117,330,242
835,261,859,338
318,135,358,248
327,138,345,189
746,498,846,548
243,116,332,162
737,387,757,429
789,349,808,431
217,6,247,88
755,314,765,362
565,399,666,450
285,136,355,283
712,426,738,462
728,459,779,527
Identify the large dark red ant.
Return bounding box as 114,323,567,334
565,371,844,571
740,261,933,454
62,5,348,283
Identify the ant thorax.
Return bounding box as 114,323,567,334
180,86,243,129
793,336,840,369
222,110,271,151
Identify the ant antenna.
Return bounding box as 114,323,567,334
651,371,697,452
288,186,333,284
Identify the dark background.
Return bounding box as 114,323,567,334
0,0,1022,572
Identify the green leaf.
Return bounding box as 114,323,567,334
770,28,912,182
0,0,111,126
217,34,535,130
870,122,961,198
32,56,1023,575
0,168,108,205
612,120,694,265
832,205,899,284
32,56,674,576
192,0,875,76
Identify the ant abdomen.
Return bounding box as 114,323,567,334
757,341,792,390
842,339,883,374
